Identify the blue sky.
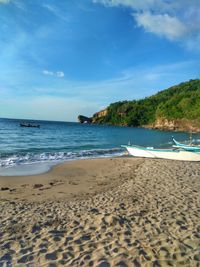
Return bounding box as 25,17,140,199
0,0,199,121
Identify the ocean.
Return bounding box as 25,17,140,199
0,118,199,175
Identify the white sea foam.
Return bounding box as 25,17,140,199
0,148,124,169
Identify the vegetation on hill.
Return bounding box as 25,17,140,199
92,79,200,129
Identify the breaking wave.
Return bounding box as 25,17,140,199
0,148,125,168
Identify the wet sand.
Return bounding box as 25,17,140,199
0,157,200,266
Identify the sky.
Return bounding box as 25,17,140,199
0,0,199,121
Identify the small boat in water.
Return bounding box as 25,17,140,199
20,123,40,128
172,138,200,152
122,144,200,161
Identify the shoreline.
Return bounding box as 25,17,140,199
0,161,55,177
1,157,200,266
0,154,125,177
0,157,138,202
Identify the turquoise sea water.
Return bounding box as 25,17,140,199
0,118,199,175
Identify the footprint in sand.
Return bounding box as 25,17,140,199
33,184,43,189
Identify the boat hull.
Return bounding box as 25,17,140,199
122,145,200,161
20,123,40,128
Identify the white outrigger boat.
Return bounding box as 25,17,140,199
172,138,200,152
122,144,200,161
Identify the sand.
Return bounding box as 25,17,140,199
0,157,200,266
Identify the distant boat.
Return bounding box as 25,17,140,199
122,144,200,161
172,137,200,152
20,123,40,128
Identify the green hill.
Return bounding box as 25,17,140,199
92,79,200,132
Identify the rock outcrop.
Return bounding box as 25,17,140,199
78,109,108,124
78,115,92,124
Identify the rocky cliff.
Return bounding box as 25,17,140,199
149,118,200,132
92,109,108,123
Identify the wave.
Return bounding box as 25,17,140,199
0,148,125,168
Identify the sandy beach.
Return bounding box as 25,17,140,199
0,157,200,266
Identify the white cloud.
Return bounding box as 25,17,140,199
0,0,10,3
43,4,70,22
56,71,65,78
0,0,26,10
134,12,187,40
93,0,200,49
43,70,54,76
93,0,165,11
43,70,65,78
